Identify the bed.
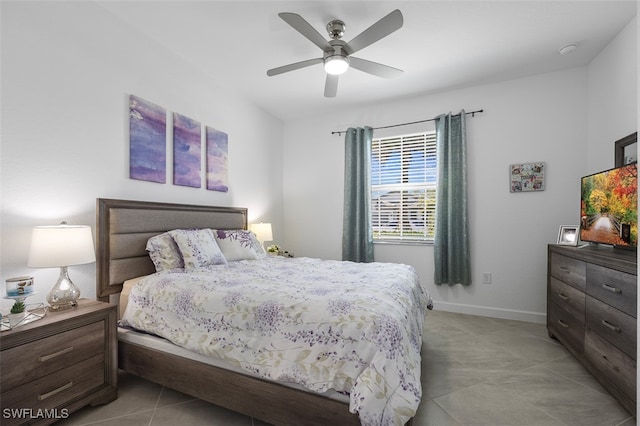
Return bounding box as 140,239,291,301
96,198,429,426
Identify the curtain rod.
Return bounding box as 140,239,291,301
331,109,484,136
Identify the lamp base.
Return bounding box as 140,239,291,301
47,266,80,311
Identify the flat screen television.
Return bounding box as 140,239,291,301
580,163,637,249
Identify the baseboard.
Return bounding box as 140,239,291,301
432,301,547,324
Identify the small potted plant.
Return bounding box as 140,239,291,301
266,245,281,256
8,300,26,327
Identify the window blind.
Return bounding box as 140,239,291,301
371,131,437,242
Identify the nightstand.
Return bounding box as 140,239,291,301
1,299,117,425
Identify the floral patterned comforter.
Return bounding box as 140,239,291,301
120,256,429,425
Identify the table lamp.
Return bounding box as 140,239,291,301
249,222,273,249
27,223,96,310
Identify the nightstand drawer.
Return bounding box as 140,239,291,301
1,321,105,389
1,354,105,426
550,253,586,291
586,296,636,358
587,263,636,317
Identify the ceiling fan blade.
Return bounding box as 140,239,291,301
279,13,331,51
267,58,323,76
344,9,403,56
324,74,339,98
349,57,403,78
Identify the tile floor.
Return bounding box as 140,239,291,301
59,310,636,425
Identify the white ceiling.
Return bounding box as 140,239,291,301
98,1,637,122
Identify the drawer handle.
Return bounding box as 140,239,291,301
39,346,74,362
559,266,569,271
38,381,73,401
601,320,621,333
601,355,621,372
557,319,569,328
601,283,622,294
557,293,569,301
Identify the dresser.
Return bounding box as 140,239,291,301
1,299,117,425
547,244,637,414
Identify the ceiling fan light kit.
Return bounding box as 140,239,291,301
324,53,349,75
267,9,404,97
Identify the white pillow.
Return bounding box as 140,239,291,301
169,229,227,270
214,229,265,261
146,232,184,271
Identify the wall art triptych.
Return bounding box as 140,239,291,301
129,94,229,192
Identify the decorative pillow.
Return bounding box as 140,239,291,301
146,232,184,271
169,229,227,270
214,229,266,261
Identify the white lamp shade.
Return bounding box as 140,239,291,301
249,222,273,243
28,225,96,267
324,55,349,75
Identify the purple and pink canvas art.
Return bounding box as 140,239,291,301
173,113,201,188
129,95,166,183
206,126,229,192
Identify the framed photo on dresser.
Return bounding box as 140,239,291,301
557,225,579,246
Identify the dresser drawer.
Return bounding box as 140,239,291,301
549,277,585,321
585,330,636,408
587,263,636,317
1,321,105,390
548,301,584,354
586,296,636,359
550,253,586,291
1,354,105,426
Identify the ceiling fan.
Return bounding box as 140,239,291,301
267,9,404,98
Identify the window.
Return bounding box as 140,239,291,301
371,131,437,243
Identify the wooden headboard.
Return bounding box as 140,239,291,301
96,198,248,301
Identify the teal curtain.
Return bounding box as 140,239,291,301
434,111,471,285
342,126,374,263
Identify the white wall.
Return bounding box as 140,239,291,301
583,16,638,421
587,16,638,172
0,2,284,309
282,15,637,323
283,67,588,323
1,2,635,323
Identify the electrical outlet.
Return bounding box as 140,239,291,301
482,272,492,284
